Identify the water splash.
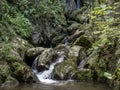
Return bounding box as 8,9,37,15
32,57,38,73
32,52,65,84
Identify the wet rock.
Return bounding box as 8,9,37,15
52,45,85,80
26,47,45,58
25,47,45,66
55,44,70,56
68,45,83,57
38,48,58,72
52,57,77,80
2,76,19,88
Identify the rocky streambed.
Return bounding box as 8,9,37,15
0,0,120,90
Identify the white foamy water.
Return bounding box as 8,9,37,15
32,53,65,84
32,57,38,73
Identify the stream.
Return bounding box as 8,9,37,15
0,81,110,90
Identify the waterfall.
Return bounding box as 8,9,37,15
64,37,69,45
77,0,81,9
78,59,88,69
32,52,65,84
32,57,38,73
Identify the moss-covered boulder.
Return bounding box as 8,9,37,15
25,47,45,67
10,62,35,82
2,76,19,88
0,64,10,84
72,69,93,81
52,57,77,80
0,38,35,83
26,47,45,58
38,48,58,72
68,30,84,43
52,45,85,80
73,35,92,49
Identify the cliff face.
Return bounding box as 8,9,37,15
0,0,120,90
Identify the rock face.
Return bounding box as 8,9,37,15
25,47,45,67
0,64,10,84
0,38,35,84
72,69,93,81
1,1,120,90
31,0,67,47
52,45,86,80
37,48,58,72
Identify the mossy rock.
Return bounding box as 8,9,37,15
2,76,19,88
72,69,93,81
69,7,88,20
73,35,92,49
0,64,10,83
76,14,89,23
38,48,58,71
25,47,45,59
67,22,81,35
52,35,64,47
52,57,77,80
10,62,35,82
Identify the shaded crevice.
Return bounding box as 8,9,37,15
24,53,37,67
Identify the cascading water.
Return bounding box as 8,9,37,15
78,58,88,69
32,51,65,84
64,37,69,46
32,57,38,73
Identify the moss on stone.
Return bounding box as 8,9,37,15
52,57,77,80
73,69,93,81
73,35,92,49
0,65,10,83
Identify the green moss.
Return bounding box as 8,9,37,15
0,65,10,83
53,57,77,79
10,62,32,82
74,69,93,81
73,35,92,49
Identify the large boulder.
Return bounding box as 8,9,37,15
37,48,58,72
73,35,92,49
25,47,46,67
52,57,77,80
0,38,35,83
72,69,93,81
2,76,19,88
52,45,86,80
0,64,10,84
10,62,35,82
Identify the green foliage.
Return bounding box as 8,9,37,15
89,3,120,49
0,0,32,42
9,13,32,38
